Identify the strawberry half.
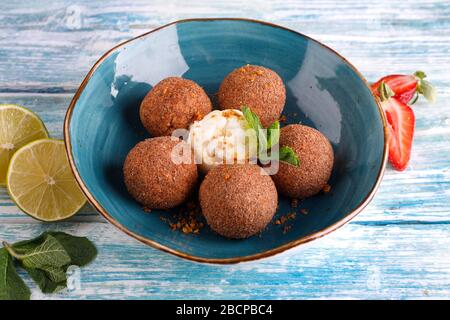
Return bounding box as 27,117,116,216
378,82,415,171
372,74,418,104
371,71,436,105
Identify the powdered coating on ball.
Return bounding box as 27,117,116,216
218,65,286,127
199,164,278,239
140,77,212,137
272,124,334,199
123,136,198,209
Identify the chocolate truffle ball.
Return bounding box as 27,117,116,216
140,77,212,137
218,65,286,127
199,164,278,239
123,136,198,209
272,124,334,199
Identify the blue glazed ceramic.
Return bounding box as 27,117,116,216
65,19,387,263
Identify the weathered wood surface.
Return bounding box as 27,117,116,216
0,0,449,299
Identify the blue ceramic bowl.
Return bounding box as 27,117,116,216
65,18,387,263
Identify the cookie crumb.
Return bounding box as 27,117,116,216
274,212,296,227
160,201,205,235
323,184,331,193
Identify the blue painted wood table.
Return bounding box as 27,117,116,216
1,0,449,299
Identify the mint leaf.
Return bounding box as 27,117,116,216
3,234,71,295
242,106,263,132
10,232,97,293
24,267,66,294
12,232,97,267
48,232,97,267
279,146,300,166
7,235,47,255
1,232,97,296
241,106,300,167
242,106,268,153
0,248,31,300
4,234,71,269
40,265,67,283
267,120,280,150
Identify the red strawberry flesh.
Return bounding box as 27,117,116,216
378,82,415,171
372,74,418,104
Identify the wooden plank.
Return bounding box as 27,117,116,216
0,93,449,223
0,0,449,91
0,222,449,299
0,91,449,299
0,0,449,299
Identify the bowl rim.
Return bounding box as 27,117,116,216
64,18,388,264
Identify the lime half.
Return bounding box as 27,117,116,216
0,104,48,185
7,139,86,221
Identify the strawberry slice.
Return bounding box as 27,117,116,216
378,82,415,171
371,71,436,105
372,74,418,104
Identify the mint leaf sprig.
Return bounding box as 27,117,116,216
0,231,97,299
0,248,30,300
279,145,300,166
241,106,299,167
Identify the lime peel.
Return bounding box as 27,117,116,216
6,139,86,222
0,104,48,185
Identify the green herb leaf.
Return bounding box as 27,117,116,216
241,106,300,167
11,231,97,293
41,265,67,283
279,146,300,167
0,248,31,300
267,120,280,150
12,232,97,267
4,234,71,269
24,267,66,294
8,235,45,253
242,106,263,132
1,232,97,296
3,234,72,294
242,106,259,128
48,232,97,267
241,105,268,155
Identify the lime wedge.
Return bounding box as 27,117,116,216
6,139,86,221
0,104,48,185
